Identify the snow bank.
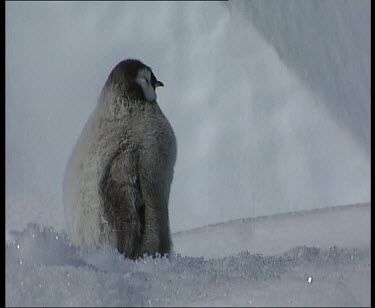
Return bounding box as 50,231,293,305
174,203,370,259
6,204,370,307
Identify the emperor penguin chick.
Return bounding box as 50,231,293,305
63,59,177,259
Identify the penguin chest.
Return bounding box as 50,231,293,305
138,110,176,179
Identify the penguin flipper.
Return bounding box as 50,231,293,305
99,149,145,259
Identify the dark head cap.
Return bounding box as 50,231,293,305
105,59,163,102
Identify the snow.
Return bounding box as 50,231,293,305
6,204,370,306
174,203,370,259
6,0,370,306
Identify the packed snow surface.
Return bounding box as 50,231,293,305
174,203,370,259
6,203,370,307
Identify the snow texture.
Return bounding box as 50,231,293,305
6,204,370,307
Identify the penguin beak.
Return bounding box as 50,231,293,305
155,80,164,87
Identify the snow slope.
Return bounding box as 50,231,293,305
6,203,370,307
234,0,371,149
174,202,370,259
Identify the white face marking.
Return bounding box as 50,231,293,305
136,68,157,101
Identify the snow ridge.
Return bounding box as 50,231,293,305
6,210,370,307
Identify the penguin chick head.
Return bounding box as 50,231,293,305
105,59,164,102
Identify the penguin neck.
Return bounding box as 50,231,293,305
99,87,157,120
